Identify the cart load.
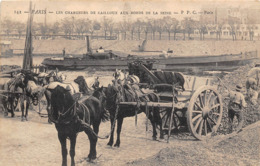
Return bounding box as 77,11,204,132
122,61,223,141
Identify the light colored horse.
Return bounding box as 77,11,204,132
38,71,67,86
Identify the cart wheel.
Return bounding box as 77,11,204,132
187,86,223,140
160,108,182,132
35,95,48,117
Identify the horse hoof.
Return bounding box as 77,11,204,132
87,156,96,162
114,144,120,147
160,135,164,139
152,137,157,141
107,142,113,146
11,114,15,117
4,112,8,117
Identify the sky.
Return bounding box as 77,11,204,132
0,0,259,24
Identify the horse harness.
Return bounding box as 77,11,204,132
49,99,91,129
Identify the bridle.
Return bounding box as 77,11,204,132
49,101,77,124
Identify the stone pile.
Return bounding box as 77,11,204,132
216,63,260,134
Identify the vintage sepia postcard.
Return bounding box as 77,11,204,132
0,0,259,165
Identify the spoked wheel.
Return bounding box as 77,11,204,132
187,86,223,140
36,95,48,117
160,108,183,132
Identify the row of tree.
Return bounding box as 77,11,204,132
1,16,257,41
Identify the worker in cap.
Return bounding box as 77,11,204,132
228,83,247,133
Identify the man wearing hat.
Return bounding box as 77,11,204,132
228,84,247,133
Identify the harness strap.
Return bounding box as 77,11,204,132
78,102,90,124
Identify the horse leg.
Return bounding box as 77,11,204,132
84,129,97,161
9,96,15,117
58,133,67,166
114,118,123,147
24,98,29,121
155,109,164,139
107,117,115,146
45,91,52,124
3,100,8,117
69,134,77,166
20,95,25,121
148,112,157,140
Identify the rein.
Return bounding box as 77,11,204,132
49,102,77,124
49,99,110,139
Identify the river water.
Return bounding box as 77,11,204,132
0,56,115,84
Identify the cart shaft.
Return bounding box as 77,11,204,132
119,102,174,108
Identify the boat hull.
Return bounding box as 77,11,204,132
42,51,258,72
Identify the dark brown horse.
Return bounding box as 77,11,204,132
93,84,163,147
50,85,109,165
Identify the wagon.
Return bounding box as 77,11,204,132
120,62,223,141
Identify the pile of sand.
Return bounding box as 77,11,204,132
214,64,260,134
127,122,260,166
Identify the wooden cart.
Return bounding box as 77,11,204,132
121,62,223,141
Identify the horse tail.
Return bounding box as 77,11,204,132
81,122,109,139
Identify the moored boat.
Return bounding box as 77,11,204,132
42,49,258,72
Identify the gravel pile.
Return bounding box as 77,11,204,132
216,63,260,134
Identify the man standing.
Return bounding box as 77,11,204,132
228,84,247,133
62,48,66,57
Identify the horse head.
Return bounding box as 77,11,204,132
11,73,26,89
74,76,91,95
50,85,75,123
113,69,127,82
93,86,107,112
56,72,67,83
26,80,45,106
104,84,125,111
37,72,49,86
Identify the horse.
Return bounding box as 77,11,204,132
1,75,23,117
74,76,93,95
93,83,163,147
74,75,114,95
38,71,67,86
50,85,109,165
1,72,41,121
44,81,79,123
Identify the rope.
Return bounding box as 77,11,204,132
145,100,149,132
133,88,140,127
